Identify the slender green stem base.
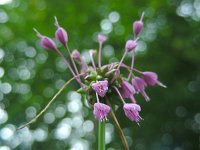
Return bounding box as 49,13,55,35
98,121,105,150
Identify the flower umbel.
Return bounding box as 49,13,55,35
33,14,166,124
29,13,166,149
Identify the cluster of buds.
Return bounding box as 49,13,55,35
35,13,166,125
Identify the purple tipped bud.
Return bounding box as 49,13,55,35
34,28,57,50
93,102,110,121
55,28,68,45
142,71,166,88
123,103,142,124
92,80,108,97
97,34,107,43
133,21,143,37
119,81,135,99
133,13,144,37
132,77,150,101
125,40,138,52
71,49,81,59
54,17,68,45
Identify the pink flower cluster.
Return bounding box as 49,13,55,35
35,13,166,124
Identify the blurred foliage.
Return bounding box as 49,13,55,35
0,0,200,150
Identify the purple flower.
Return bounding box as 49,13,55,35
97,34,107,44
132,77,150,101
93,102,110,121
55,17,68,45
119,81,135,99
142,71,166,88
34,28,57,50
55,27,68,46
133,13,144,37
133,21,143,37
123,103,142,123
41,37,57,50
125,40,137,52
71,49,81,59
92,80,108,97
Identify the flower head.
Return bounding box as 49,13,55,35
97,34,107,44
125,40,137,52
142,71,166,88
132,77,150,101
33,13,166,128
123,103,142,123
92,80,108,97
119,81,135,98
93,102,110,121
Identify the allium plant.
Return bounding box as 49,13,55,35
19,13,166,150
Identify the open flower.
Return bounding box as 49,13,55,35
119,81,135,99
132,77,150,101
142,71,166,88
93,103,110,121
92,80,108,97
123,103,142,123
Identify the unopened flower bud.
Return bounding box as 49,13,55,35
133,21,143,37
71,49,81,59
133,12,144,37
34,28,57,50
54,17,68,46
125,40,137,52
97,34,107,44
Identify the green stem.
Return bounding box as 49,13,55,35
17,73,85,130
98,121,105,150
106,97,130,150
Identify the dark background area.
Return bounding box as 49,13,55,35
0,0,200,150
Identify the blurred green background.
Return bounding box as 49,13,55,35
0,0,200,150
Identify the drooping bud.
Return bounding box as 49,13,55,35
125,40,137,52
119,81,135,99
123,103,142,124
92,80,108,97
34,28,57,50
133,12,144,37
93,102,110,121
132,77,150,101
97,34,107,44
71,49,81,59
54,17,68,46
142,71,166,88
